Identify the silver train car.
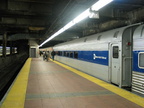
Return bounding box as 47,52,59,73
53,23,144,96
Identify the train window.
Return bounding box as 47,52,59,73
64,51,66,56
13,47,17,54
74,52,78,59
58,51,61,56
113,31,119,38
139,52,144,68
113,46,119,58
70,52,73,58
0,46,2,56
60,51,63,56
6,47,10,55
66,52,69,57
58,51,63,56
58,51,60,55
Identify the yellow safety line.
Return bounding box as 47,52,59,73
0,58,31,108
53,60,144,107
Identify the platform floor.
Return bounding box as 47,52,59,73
0,57,144,108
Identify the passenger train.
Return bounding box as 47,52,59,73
52,23,144,96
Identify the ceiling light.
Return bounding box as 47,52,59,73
63,21,75,30
73,9,90,23
91,0,113,11
39,0,113,47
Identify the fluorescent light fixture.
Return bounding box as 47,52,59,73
63,21,75,30
73,9,90,23
91,0,113,11
89,11,99,18
55,28,65,36
39,0,113,47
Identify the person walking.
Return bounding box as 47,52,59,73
43,51,46,61
39,51,43,56
51,50,56,61
43,51,49,61
46,51,49,61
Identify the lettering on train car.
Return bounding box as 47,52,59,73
93,54,107,60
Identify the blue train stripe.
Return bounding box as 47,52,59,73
58,50,144,73
78,51,109,66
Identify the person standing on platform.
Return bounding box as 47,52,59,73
43,51,49,61
45,51,49,61
43,51,46,61
39,51,43,56
51,50,56,61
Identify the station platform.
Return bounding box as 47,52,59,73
0,57,144,108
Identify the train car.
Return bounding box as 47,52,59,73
132,25,144,95
53,23,144,96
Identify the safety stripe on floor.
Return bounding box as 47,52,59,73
0,58,31,108
53,60,144,107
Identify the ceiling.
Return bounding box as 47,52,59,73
0,0,144,48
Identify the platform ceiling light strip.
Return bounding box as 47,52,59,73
39,0,113,47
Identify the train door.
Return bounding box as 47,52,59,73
109,27,136,87
109,43,120,85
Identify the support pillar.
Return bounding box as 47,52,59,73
10,41,13,55
2,32,7,57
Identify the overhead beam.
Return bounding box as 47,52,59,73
126,7,144,24
9,33,43,40
8,0,55,4
7,1,52,13
0,17,50,27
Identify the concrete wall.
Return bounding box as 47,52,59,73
29,39,39,58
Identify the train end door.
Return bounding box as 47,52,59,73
109,43,121,86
